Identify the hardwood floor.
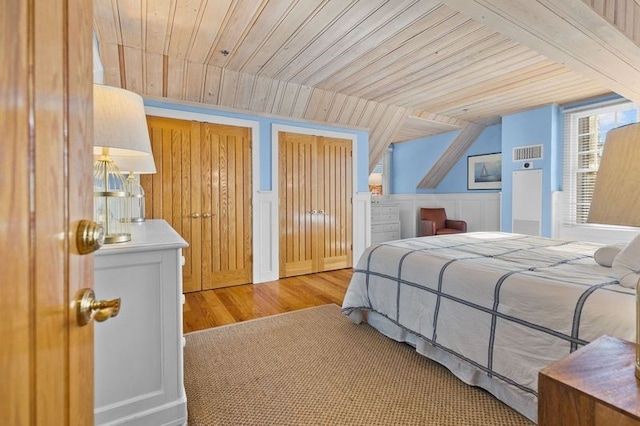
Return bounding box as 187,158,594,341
183,268,353,333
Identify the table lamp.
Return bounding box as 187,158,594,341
587,122,640,378
369,172,383,202
105,153,156,222
93,84,153,243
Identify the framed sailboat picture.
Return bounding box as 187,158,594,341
467,153,501,190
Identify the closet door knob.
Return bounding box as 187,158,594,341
202,212,212,218
190,213,200,218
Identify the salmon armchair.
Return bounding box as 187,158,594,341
419,208,467,237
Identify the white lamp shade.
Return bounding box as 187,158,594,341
101,153,157,174
369,173,382,185
93,84,152,156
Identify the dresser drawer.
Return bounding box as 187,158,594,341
372,212,399,223
372,221,401,232
371,218,401,244
371,203,399,222
371,205,399,216
370,202,401,244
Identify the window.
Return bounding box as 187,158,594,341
369,159,383,196
368,146,392,197
563,100,638,225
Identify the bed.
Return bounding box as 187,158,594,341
341,232,635,422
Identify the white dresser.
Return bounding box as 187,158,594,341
371,202,401,244
94,220,188,426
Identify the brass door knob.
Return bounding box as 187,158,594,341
76,220,105,254
202,212,212,218
75,288,121,326
190,213,200,218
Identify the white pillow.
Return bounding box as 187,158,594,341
594,243,626,267
619,272,640,289
613,234,640,271
612,234,640,288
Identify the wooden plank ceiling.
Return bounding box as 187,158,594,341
93,0,640,174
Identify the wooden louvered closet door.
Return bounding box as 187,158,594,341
142,116,252,292
279,132,352,278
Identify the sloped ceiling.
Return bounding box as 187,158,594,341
93,0,640,176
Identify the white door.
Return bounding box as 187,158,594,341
512,169,543,236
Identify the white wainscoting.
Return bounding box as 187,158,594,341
353,192,371,263
386,193,502,239
253,191,370,284
254,191,279,283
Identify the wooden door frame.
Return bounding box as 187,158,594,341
272,124,360,279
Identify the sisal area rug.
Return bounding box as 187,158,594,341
184,304,534,426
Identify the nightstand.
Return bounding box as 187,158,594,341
538,335,640,425
94,220,188,425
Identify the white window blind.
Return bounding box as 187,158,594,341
382,146,392,195
369,147,393,196
372,159,383,174
562,100,638,225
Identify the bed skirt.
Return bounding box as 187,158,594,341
356,310,538,423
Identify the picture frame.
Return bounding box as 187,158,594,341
467,153,502,190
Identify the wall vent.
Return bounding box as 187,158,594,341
513,144,543,161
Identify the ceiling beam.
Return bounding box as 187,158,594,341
440,0,640,103
417,122,486,189
369,107,412,171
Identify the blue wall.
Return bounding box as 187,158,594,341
501,105,562,235
144,100,370,192
392,131,454,194
392,124,502,194
390,107,564,237
145,96,625,238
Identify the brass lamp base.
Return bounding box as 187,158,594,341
104,233,131,244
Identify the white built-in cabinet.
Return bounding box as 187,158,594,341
94,220,188,426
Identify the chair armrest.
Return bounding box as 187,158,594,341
445,219,467,232
420,219,437,236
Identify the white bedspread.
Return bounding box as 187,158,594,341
341,232,635,421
